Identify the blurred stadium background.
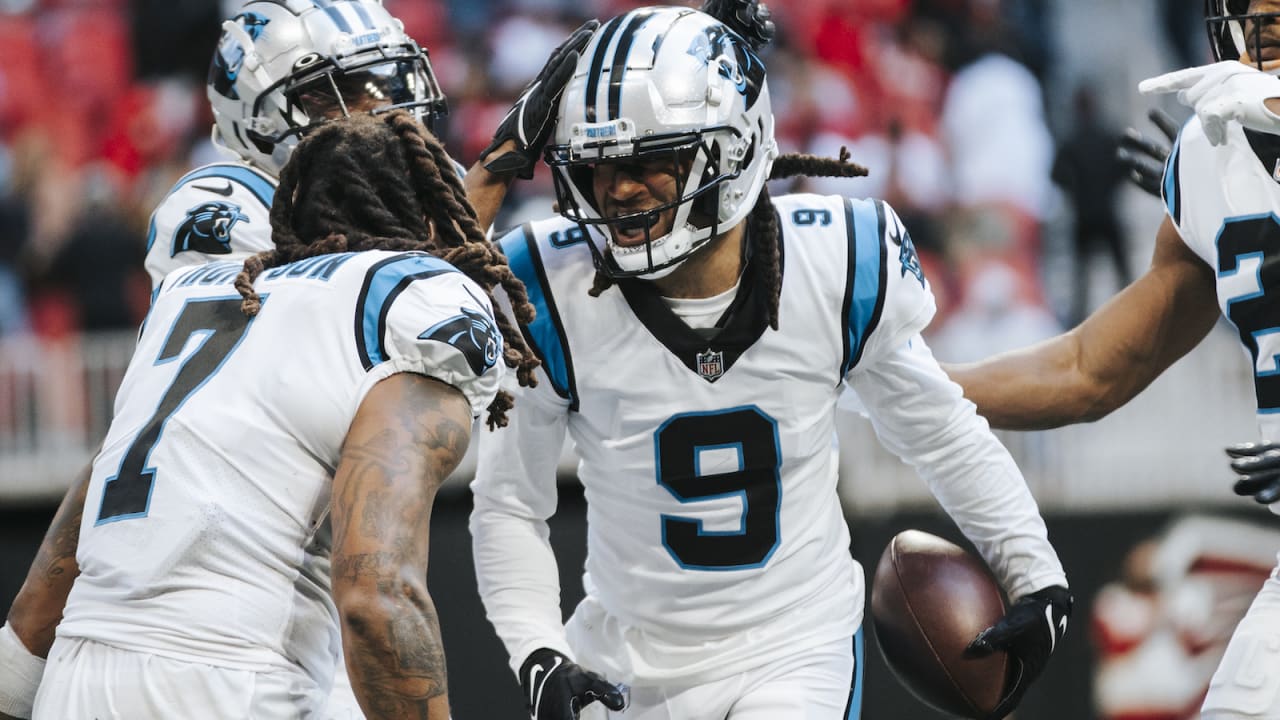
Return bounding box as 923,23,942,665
1,0,1277,718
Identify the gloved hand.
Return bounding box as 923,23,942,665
519,648,629,720
1140,60,1280,146
964,585,1073,720
481,20,600,179
699,0,775,51
1117,107,1180,197
1226,441,1280,505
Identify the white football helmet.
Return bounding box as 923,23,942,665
546,7,777,279
208,0,446,176
1205,0,1280,70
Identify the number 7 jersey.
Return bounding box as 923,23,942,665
471,194,1066,685
60,250,503,691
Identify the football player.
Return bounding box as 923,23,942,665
467,7,1071,719
0,111,538,720
947,2,1280,718
145,0,453,288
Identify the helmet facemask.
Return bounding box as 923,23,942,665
207,1,447,176
250,48,446,152
547,122,748,279
1206,0,1280,71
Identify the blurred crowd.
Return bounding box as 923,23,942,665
0,0,1201,362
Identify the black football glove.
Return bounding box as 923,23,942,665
964,585,1072,720
519,648,628,720
1117,107,1180,198
481,20,599,179
699,0,775,51
1226,442,1280,505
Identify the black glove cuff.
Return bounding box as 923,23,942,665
483,151,536,180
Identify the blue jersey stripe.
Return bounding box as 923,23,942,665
175,165,275,209
1164,133,1182,226
845,629,865,720
354,253,457,370
499,226,575,404
840,198,886,377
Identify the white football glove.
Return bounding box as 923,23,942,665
1139,60,1280,146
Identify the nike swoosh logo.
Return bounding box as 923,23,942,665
193,181,234,196
528,657,563,715
1045,605,1058,653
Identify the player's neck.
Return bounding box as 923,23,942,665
651,224,745,299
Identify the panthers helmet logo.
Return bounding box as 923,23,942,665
687,25,765,106
419,302,502,376
887,217,925,288
210,12,270,100
172,201,249,256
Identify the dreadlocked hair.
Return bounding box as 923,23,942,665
234,110,540,430
587,147,869,332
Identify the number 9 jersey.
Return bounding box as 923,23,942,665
470,194,1067,686
56,251,503,709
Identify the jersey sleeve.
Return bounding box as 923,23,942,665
353,254,506,418
840,199,937,376
1160,117,1190,234
849,335,1068,599
144,163,277,290
469,252,576,674
469,365,575,674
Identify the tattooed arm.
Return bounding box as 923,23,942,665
331,373,472,720
7,461,91,656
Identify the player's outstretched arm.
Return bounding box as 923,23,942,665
464,20,599,230
331,372,473,720
0,461,91,719
944,216,1219,430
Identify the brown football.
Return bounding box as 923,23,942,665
870,530,1009,718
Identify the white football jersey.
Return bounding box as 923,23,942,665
471,193,1066,685
1163,116,1280,444
144,161,277,289
144,158,469,290
60,250,503,697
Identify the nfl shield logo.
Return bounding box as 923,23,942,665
1273,159,1280,184
696,348,724,382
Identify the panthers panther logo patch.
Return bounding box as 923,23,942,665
172,201,249,256
419,294,502,376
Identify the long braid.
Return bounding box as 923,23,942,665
749,184,782,330
385,113,541,411
585,148,868,328
234,111,540,429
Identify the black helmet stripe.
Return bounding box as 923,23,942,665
584,16,625,123
606,9,658,121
